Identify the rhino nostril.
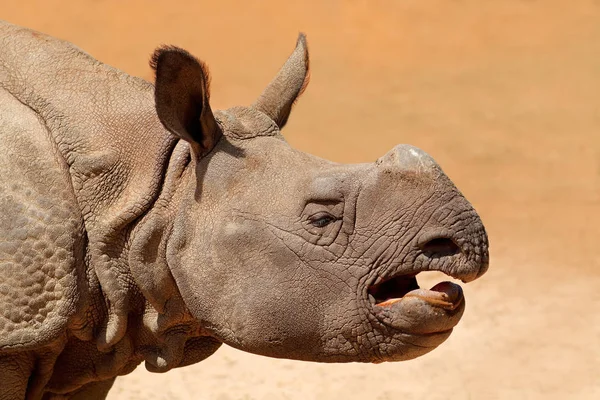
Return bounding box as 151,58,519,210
420,237,461,258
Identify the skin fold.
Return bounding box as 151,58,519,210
0,21,488,399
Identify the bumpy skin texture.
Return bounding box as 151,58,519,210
0,22,219,398
0,21,489,399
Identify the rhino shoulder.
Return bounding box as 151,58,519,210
0,87,86,351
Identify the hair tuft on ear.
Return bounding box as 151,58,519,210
294,34,310,104
150,46,212,93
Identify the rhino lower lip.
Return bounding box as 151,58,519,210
368,273,464,310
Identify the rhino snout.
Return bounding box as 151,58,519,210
416,225,489,283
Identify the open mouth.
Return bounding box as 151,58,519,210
368,274,419,305
364,232,486,339
367,272,463,311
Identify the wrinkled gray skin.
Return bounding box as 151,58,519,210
0,21,488,399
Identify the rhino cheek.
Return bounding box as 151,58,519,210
216,219,378,361
168,215,329,359
220,278,324,359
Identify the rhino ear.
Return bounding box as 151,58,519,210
151,46,221,157
252,33,310,129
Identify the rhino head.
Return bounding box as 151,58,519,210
149,35,489,363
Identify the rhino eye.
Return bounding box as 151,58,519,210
309,212,338,228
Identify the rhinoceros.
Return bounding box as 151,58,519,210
0,20,489,399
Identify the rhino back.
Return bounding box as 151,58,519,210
0,20,174,223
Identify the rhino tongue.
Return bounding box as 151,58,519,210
377,281,463,310
404,281,463,310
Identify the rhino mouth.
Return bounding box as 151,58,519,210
366,234,478,318
367,268,466,337
368,274,420,306
368,273,464,310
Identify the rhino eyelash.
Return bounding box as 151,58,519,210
309,213,339,228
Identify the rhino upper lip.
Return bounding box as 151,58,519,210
367,236,466,307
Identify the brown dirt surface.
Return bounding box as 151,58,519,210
3,1,599,399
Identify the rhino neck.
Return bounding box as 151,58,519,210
48,141,221,394
124,140,222,372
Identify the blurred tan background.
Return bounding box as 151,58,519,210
3,1,599,399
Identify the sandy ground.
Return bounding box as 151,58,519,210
3,1,599,399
